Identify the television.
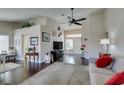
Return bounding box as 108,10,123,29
53,41,63,50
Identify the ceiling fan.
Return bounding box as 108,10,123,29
60,8,86,26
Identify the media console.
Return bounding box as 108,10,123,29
51,50,64,63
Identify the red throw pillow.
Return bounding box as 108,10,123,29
105,71,124,85
96,56,112,68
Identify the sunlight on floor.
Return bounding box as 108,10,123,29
64,56,75,64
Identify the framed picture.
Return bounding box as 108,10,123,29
42,32,50,42
15,39,20,46
30,37,38,45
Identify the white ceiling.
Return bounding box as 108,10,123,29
0,8,100,29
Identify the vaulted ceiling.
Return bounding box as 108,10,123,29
0,8,100,29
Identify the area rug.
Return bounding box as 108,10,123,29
0,63,22,74
20,62,90,85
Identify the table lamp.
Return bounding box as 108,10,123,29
100,38,110,53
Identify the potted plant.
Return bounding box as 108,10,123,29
21,21,34,28
80,44,86,58
81,44,86,51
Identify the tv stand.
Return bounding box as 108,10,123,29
51,50,64,63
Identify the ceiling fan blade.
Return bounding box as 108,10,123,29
73,22,82,25
75,18,86,22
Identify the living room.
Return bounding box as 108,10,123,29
2,0,124,93
0,7,124,87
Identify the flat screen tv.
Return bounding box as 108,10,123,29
53,41,63,50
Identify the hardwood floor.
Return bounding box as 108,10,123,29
63,54,82,65
0,54,83,85
0,61,50,85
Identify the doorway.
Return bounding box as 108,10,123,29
65,33,82,54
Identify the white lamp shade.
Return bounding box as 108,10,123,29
100,39,110,44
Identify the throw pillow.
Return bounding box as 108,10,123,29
105,71,124,85
106,58,115,69
96,56,112,68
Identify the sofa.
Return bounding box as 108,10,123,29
89,57,124,85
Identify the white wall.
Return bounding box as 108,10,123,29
81,19,89,58
105,9,124,57
88,9,105,58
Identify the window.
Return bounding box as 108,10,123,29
0,35,9,54
66,39,73,50
66,34,82,38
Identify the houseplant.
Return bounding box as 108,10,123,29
21,21,34,28
80,44,86,51
80,44,86,58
